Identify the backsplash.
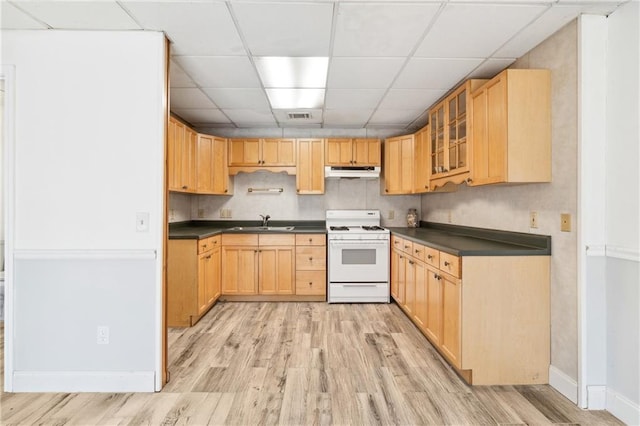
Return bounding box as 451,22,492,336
170,172,419,227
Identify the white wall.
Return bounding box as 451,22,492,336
604,2,640,423
421,20,580,396
2,30,166,392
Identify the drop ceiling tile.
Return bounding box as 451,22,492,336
393,58,483,90
170,60,196,89
202,88,271,110
467,59,515,79
325,89,386,109
173,109,230,125
495,5,589,58
171,88,217,109
328,58,405,89
223,109,277,126
333,3,440,57
368,109,425,126
231,2,333,56
122,2,244,56
174,56,261,88
12,1,141,29
378,89,448,110
415,3,548,58
323,109,374,127
1,2,48,29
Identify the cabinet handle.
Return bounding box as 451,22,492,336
385,189,389,192
399,255,403,259
444,261,450,266
202,244,207,248
308,282,313,286
415,249,421,254
182,185,188,189
427,254,433,259
465,178,473,184
205,255,212,259
409,260,414,265
309,257,313,261
404,245,410,249
224,189,228,193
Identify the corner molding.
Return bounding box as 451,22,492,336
587,385,607,409
549,365,578,404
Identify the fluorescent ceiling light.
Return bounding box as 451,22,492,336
265,88,325,109
255,57,329,88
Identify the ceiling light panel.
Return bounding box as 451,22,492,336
255,57,329,88
231,2,333,56
13,1,140,30
333,3,441,57
122,2,244,56
265,89,325,109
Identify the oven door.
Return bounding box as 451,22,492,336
328,239,389,283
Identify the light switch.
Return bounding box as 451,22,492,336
136,212,149,232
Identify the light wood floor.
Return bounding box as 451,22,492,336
0,302,624,425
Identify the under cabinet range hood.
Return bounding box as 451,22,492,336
324,166,381,179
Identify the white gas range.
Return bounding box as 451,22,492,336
326,210,390,303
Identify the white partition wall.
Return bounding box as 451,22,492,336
2,30,166,392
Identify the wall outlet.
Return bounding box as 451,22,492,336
197,208,205,218
97,326,109,345
388,210,395,220
530,211,538,228
561,213,571,232
135,212,149,232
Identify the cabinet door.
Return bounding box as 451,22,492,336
196,134,214,193
296,139,325,194
413,260,428,329
229,138,261,166
197,252,213,315
413,125,430,193
390,249,401,301
430,104,446,177
325,138,352,165
384,135,414,194
211,245,221,300
353,138,380,166
221,246,258,294
424,267,442,345
403,258,416,316
441,274,462,368
397,253,406,304
182,128,198,191
211,136,231,194
259,246,295,294
168,118,183,191
263,138,296,166
446,86,470,176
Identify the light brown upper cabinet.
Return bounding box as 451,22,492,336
325,138,381,166
429,79,487,191
470,69,551,186
168,116,197,193
197,134,233,195
296,138,325,195
383,130,429,195
228,138,296,175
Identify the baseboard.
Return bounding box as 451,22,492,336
587,385,607,409
549,365,578,404
607,388,640,426
12,371,156,392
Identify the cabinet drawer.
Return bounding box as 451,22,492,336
295,234,326,246
440,252,461,278
296,247,326,270
295,271,326,295
401,240,413,255
391,235,404,251
222,234,259,246
259,234,295,246
424,247,440,268
412,243,427,262
198,235,220,254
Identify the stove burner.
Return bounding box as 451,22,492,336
330,226,350,231
362,225,385,231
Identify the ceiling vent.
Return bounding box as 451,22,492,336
287,112,312,120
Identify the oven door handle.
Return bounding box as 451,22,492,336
329,240,389,247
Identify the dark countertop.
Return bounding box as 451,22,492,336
169,220,326,239
388,222,551,256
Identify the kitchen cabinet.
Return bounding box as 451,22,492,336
221,234,295,295
390,232,551,385
429,79,487,191
168,116,196,193
384,134,414,194
470,69,551,186
296,138,325,195
325,138,380,166
197,134,233,195
228,138,296,175
295,234,326,297
167,235,221,326
413,124,430,193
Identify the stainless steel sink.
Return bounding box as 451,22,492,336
228,226,295,231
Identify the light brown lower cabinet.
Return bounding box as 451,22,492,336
391,234,550,385
168,235,221,327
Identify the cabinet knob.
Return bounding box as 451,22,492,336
224,189,228,193
444,261,450,266
404,245,410,249
309,257,313,261
182,185,188,190
385,189,389,192
203,244,207,248
308,282,312,286
308,238,313,243
465,178,473,184
409,260,414,265
415,249,421,254
427,254,433,260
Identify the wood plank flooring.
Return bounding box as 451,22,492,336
0,302,625,425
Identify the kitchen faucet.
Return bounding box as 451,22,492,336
260,214,271,227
